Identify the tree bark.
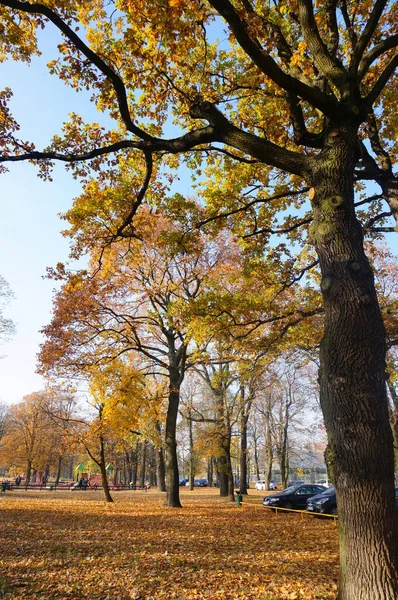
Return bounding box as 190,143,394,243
164,379,182,507
188,408,195,490
239,388,251,495
99,435,113,503
139,440,147,488
156,446,166,492
26,461,32,484
312,127,398,599
264,396,274,490
55,455,62,485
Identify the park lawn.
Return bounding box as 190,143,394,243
0,488,339,600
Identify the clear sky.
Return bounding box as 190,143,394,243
0,29,99,404
0,26,193,405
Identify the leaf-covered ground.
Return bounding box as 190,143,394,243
0,488,339,600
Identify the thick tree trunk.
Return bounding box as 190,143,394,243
311,129,398,599
164,382,182,507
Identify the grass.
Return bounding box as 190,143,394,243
0,487,339,599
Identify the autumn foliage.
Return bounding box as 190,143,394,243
0,489,339,600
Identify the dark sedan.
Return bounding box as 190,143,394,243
307,486,337,515
263,483,327,510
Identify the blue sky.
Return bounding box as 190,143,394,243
0,29,95,404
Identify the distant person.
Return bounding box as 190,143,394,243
15,476,21,487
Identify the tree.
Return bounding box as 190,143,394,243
0,392,54,481
0,1,397,596
39,208,233,507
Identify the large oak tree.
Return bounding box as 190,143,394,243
0,1,397,597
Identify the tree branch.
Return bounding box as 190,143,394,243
358,34,398,80
365,54,398,107
350,0,388,75
297,0,346,88
208,0,337,116
0,0,153,141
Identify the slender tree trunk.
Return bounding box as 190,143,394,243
68,456,73,480
264,398,273,489
279,420,289,489
239,390,251,495
155,423,166,491
226,442,234,502
131,445,138,488
164,377,182,507
139,440,147,488
207,458,213,486
252,433,260,481
188,408,194,490
312,129,398,599
156,446,166,492
26,461,32,484
98,434,113,503
55,455,62,485
387,381,398,456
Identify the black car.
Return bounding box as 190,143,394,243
306,486,337,515
262,484,327,510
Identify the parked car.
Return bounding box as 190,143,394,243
196,478,208,487
186,478,208,487
307,486,337,515
287,480,305,487
179,478,188,486
316,479,331,487
263,483,327,510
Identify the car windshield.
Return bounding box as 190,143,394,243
283,485,300,494
321,487,335,495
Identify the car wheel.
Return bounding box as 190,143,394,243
331,506,338,515
283,501,293,509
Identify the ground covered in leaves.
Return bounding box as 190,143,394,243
0,487,339,600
